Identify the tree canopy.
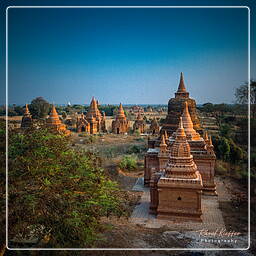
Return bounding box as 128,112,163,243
235,79,256,118
5,124,124,248
29,97,51,119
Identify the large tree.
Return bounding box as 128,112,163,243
5,125,124,248
235,79,256,118
29,97,51,119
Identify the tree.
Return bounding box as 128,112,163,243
235,79,256,118
217,137,230,161
219,124,232,138
29,97,50,119
6,126,124,248
201,102,214,112
229,139,244,163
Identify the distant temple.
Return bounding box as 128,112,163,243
144,73,216,195
46,105,70,135
133,112,146,134
161,72,202,136
21,104,33,129
112,103,129,134
76,113,90,133
150,118,203,221
76,97,106,134
149,117,160,135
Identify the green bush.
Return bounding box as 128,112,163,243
119,155,137,171
127,145,141,154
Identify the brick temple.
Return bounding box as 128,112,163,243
161,72,202,136
133,112,146,134
112,103,129,134
76,97,106,134
46,105,71,135
84,97,106,134
149,117,160,135
144,73,216,196
150,118,203,221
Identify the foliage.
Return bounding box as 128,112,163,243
235,79,256,118
217,137,230,161
78,134,98,144
134,129,141,136
229,139,244,163
198,103,246,116
119,155,137,171
201,102,214,112
219,123,232,138
7,126,123,248
212,135,246,163
127,145,141,154
0,121,5,252
29,97,51,119
98,105,117,116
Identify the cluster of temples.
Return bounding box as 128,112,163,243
145,72,217,221
20,96,149,135
19,71,218,222
20,103,71,135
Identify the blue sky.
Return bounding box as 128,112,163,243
0,0,255,105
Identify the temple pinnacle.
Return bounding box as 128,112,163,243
177,72,187,93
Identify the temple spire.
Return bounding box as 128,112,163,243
159,134,167,153
160,134,166,146
175,72,189,98
115,103,126,120
119,103,124,111
176,117,186,139
25,104,30,115
181,101,201,140
177,72,187,93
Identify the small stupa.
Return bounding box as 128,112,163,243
46,105,70,135
149,117,160,135
112,103,129,134
21,104,33,129
133,112,145,134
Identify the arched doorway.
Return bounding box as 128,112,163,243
117,128,120,134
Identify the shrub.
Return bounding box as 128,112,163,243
127,145,141,154
119,155,137,171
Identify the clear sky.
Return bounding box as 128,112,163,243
1,0,255,105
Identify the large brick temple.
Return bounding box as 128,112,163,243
150,118,203,221
144,73,216,196
161,72,203,136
